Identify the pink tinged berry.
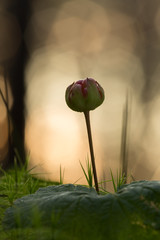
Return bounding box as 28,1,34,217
65,77,105,112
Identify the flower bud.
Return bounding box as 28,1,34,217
65,77,105,112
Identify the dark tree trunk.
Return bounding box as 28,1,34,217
1,1,31,167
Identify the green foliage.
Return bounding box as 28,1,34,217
3,181,160,240
0,160,56,240
0,160,52,204
110,169,126,192
79,157,93,188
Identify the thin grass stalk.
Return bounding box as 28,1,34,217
110,169,116,192
60,165,65,184
120,92,131,183
79,157,93,187
14,157,18,191
14,148,23,168
87,158,93,187
79,160,90,185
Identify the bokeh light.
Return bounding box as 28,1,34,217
21,0,160,186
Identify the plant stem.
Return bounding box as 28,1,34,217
120,92,129,183
84,111,99,194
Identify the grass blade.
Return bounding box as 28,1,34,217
110,169,117,192
79,160,90,184
120,91,131,183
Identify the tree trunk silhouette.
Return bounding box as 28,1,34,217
0,1,31,167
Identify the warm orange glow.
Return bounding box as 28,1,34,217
25,108,83,183
24,1,160,185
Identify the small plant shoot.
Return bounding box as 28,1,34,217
65,77,105,193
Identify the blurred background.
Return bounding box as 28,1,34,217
1,0,160,189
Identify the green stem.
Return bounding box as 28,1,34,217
84,111,99,194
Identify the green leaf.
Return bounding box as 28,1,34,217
3,181,160,240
